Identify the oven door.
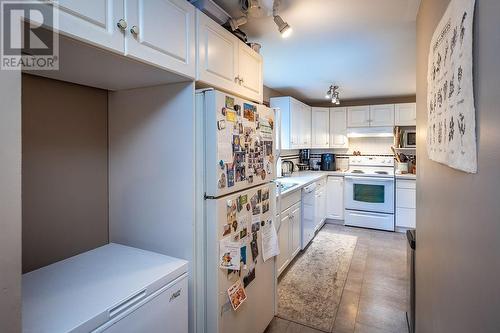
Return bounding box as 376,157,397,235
344,176,394,214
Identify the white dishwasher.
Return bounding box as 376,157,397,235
301,183,317,249
23,243,188,333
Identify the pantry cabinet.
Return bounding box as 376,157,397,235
329,107,348,148
124,0,196,76
326,176,344,220
276,201,301,277
32,0,196,78
395,103,417,126
196,11,263,103
271,96,311,149
311,107,330,148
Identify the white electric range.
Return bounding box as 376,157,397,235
344,156,395,231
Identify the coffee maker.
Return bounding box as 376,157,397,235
297,149,310,171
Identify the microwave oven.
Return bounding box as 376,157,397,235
402,130,416,148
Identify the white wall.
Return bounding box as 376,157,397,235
0,70,22,331
108,82,198,332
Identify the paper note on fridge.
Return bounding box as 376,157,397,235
261,219,279,262
219,239,241,270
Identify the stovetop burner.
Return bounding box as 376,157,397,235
374,171,389,175
351,170,365,174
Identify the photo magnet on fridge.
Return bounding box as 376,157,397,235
243,266,256,288
240,245,247,265
225,96,235,109
217,120,226,130
250,238,259,262
227,281,247,311
243,103,256,121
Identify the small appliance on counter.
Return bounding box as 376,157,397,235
281,160,294,176
401,129,416,148
320,153,336,171
296,149,311,171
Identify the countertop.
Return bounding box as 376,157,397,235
277,170,417,195
395,173,417,180
277,171,346,196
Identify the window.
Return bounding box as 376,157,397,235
353,184,385,203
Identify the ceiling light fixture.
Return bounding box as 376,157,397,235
325,85,341,105
246,0,262,18
273,0,292,38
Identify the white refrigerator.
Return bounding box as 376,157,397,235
196,89,277,333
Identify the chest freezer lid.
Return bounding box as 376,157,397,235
22,243,188,333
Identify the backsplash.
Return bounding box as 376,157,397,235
346,137,394,155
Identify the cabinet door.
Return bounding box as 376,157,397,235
276,213,290,276
396,208,416,228
326,176,344,220
301,104,312,148
347,106,370,127
290,205,302,259
289,99,302,149
237,44,263,103
125,0,195,77
369,104,394,127
196,11,239,93
395,103,417,126
330,107,348,148
311,107,330,148
34,0,124,53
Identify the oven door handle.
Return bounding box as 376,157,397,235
345,176,394,183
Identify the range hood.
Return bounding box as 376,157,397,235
347,127,394,138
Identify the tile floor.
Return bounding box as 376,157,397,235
266,224,408,333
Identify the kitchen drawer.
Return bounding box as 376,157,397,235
396,188,416,209
280,189,301,213
397,179,416,189
396,207,416,229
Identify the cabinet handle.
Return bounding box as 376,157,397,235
130,25,139,36
234,76,240,83
240,77,244,84
117,19,128,31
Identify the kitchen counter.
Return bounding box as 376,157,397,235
277,171,346,196
395,173,417,180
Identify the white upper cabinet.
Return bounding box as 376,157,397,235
300,103,312,147
329,107,348,148
34,0,125,53
196,11,239,93
348,104,395,127
196,11,263,103
237,43,263,101
395,103,417,126
271,96,311,149
369,104,394,126
125,0,196,77
347,106,370,127
311,107,330,148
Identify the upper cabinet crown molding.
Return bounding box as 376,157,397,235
395,103,417,126
196,11,263,103
31,0,196,79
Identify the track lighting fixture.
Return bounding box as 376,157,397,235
273,0,292,38
228,15,248,31
325,85,341,105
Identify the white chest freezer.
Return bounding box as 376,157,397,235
22,243,188,333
